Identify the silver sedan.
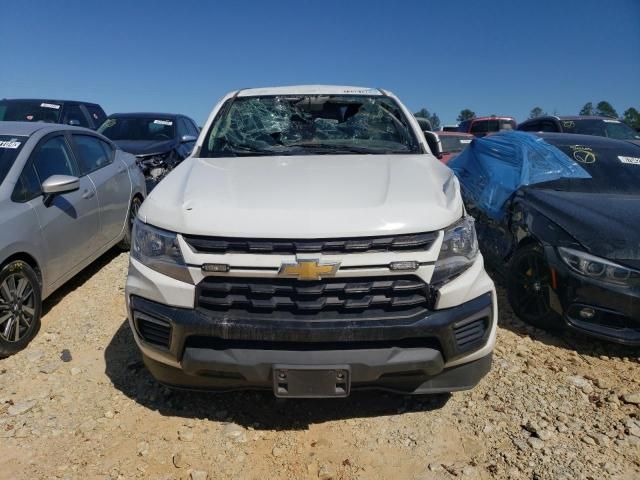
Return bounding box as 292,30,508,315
0,122,145,356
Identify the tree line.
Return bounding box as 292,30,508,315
414,102,640,130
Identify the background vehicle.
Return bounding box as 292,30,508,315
441,125,459,132
459,116,517,137
126,85,497,398
450,131,640,345
517,115,640,144
414,117,433,132
436,132,474,163
98,113,199,189
0,99,107,130
0,122,145,356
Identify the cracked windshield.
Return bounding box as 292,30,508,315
203,95,421,157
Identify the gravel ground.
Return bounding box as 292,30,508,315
0,250,639,480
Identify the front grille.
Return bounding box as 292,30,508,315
197,275,432,320
183,232,438,255
452,316,489,351
136,315,172,348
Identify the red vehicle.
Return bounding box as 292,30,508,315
436,131,474,163
458,116,517,137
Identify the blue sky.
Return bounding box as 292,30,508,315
2,0,639,125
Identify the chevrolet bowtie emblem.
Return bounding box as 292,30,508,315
278,259,340,281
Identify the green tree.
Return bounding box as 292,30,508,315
595,101,618,118
429,113,441,130
623,107,640,130
414,108,441,131
529,107,546,119
457,109,476,122
579,102,594,116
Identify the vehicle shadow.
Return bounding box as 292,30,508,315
42,247,123,316
490,269,640,359
104,319,451,430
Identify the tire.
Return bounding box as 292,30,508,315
0,260,42,357
506,243,563,330
118,196,143,251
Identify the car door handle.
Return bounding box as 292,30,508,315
82,189,95,199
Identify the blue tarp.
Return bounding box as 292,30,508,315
448,131,591,220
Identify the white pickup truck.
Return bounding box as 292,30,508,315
125,85,497,397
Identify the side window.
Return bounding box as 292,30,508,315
177,118,189,138
520,121,539,132
470,121,488,134
62,104,90,128
14,136,77,201
187,119,199,136
85,105,106,128
72,135,112,175
540,121,558,132
13,163,42,202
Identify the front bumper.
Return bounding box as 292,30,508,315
545,247,640,345
127,290,495,394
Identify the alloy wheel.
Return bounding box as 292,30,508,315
511,251,553,320
0,273,36,342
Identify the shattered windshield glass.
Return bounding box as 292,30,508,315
201,95,421,157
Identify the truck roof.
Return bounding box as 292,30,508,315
236,85,385,97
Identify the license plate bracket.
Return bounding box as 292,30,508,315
272,365,351,398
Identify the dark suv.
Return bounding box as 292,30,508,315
0,99,107,130
517,115,640,144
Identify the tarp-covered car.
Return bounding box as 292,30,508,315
450,131,640,345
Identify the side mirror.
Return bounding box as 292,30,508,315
42,175,80,207
422,131,443,159
181,135,197,143
68,119,81,126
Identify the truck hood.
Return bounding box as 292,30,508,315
140,154,462,238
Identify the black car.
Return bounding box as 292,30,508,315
452,132,640,345
0,98,107,129
517,115,640,144
97,113,199,189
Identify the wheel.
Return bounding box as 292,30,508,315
507,243,562,330
119,196,142,250
0,260,42,357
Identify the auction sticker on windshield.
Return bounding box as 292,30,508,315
153,120,173,126
0,140,21,149
618,156,640,165
40,103,60,109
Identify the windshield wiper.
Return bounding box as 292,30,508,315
212,143,281,157
286,143,390,154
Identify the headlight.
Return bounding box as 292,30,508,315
431,216,479,285
131,219,192,283
558,247,640,286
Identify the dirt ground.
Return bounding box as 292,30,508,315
0,250,639,480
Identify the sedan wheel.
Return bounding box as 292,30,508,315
507,244,562,330
0,261,42,357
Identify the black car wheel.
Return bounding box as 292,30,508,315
119,196,143,250
507,243,562,330
0,260,42,357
